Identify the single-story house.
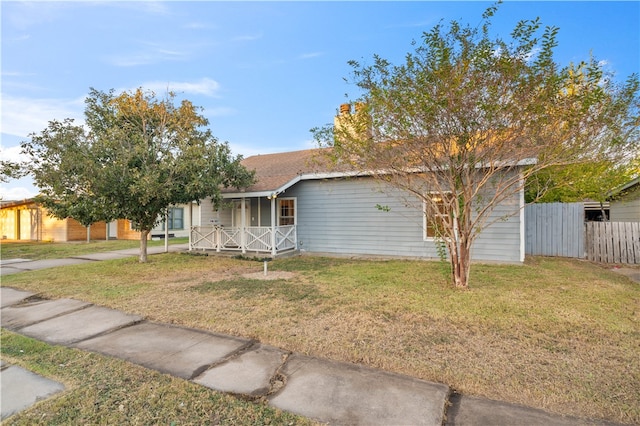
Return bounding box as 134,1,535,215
608,176,640,222
1,199,199,242
190,148,525,263
0,199,106,242
114,202,201,240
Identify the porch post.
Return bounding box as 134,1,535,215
164,209,169,253
188,202,192,251
257,200,261,227
241,197,246,254
270,196,277,256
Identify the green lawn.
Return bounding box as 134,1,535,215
2,253,638,424
0,238,188,261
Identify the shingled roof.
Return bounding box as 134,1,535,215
222,148,341,197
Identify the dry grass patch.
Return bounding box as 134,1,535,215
3,253,639,424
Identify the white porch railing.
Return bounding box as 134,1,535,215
190,225,297,255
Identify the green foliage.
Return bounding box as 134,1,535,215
434,237,451,281
0,158,27,184
526,160,638,203
22,88,255,261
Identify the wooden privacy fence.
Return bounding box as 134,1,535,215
585,221,640,264
526,202,640,264
525,203,585,258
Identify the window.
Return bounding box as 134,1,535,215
168,208,184,230
424,192,453,239
160,207,184,231
278,198,295,226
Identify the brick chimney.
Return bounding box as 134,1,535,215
334,102,370,144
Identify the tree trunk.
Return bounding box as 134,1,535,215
448,239,471,289
86,224,91,243
599,201,608,222
139,229,149,263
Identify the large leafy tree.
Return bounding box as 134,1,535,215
313,4,639,288
24,88,254,261
526,159,639,204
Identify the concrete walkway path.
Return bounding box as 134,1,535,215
0,243,189,276
0,247,623,425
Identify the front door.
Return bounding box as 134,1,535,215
233,200,251,228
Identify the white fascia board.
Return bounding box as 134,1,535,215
220,159,536,199
222,191,274,199
222,171,369,199
298,170,368,180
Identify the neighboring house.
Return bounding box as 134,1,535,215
0,199,106,242
191,148,526,263
114,202,201,240
0,199,198,242
608,177,640,222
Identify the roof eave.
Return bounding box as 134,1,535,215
221,171,367,199
220,159,535,199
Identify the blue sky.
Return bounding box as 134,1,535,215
2,1,639,199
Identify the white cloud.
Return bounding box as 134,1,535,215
140,78,222,97
185,22,214,30
131,1,171,15
3,2,67,31
1,71,35,78
1,95,85,139
0,184,38,201
0,145,28,163
105,44,190,67
299,52,324,59
93,1,171,16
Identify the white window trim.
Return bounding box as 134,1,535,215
277,197,297,226
423,191,454,241
167,207,184,231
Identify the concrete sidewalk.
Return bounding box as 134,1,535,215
0,243,189,276
0,286,616,425
0,247,625,424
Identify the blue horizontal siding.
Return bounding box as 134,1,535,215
287,176,522,263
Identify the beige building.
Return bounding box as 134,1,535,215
0,199,106,242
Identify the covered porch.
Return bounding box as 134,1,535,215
190,224,296,255
189,191,297,256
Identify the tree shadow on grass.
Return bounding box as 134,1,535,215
190,277,326,303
